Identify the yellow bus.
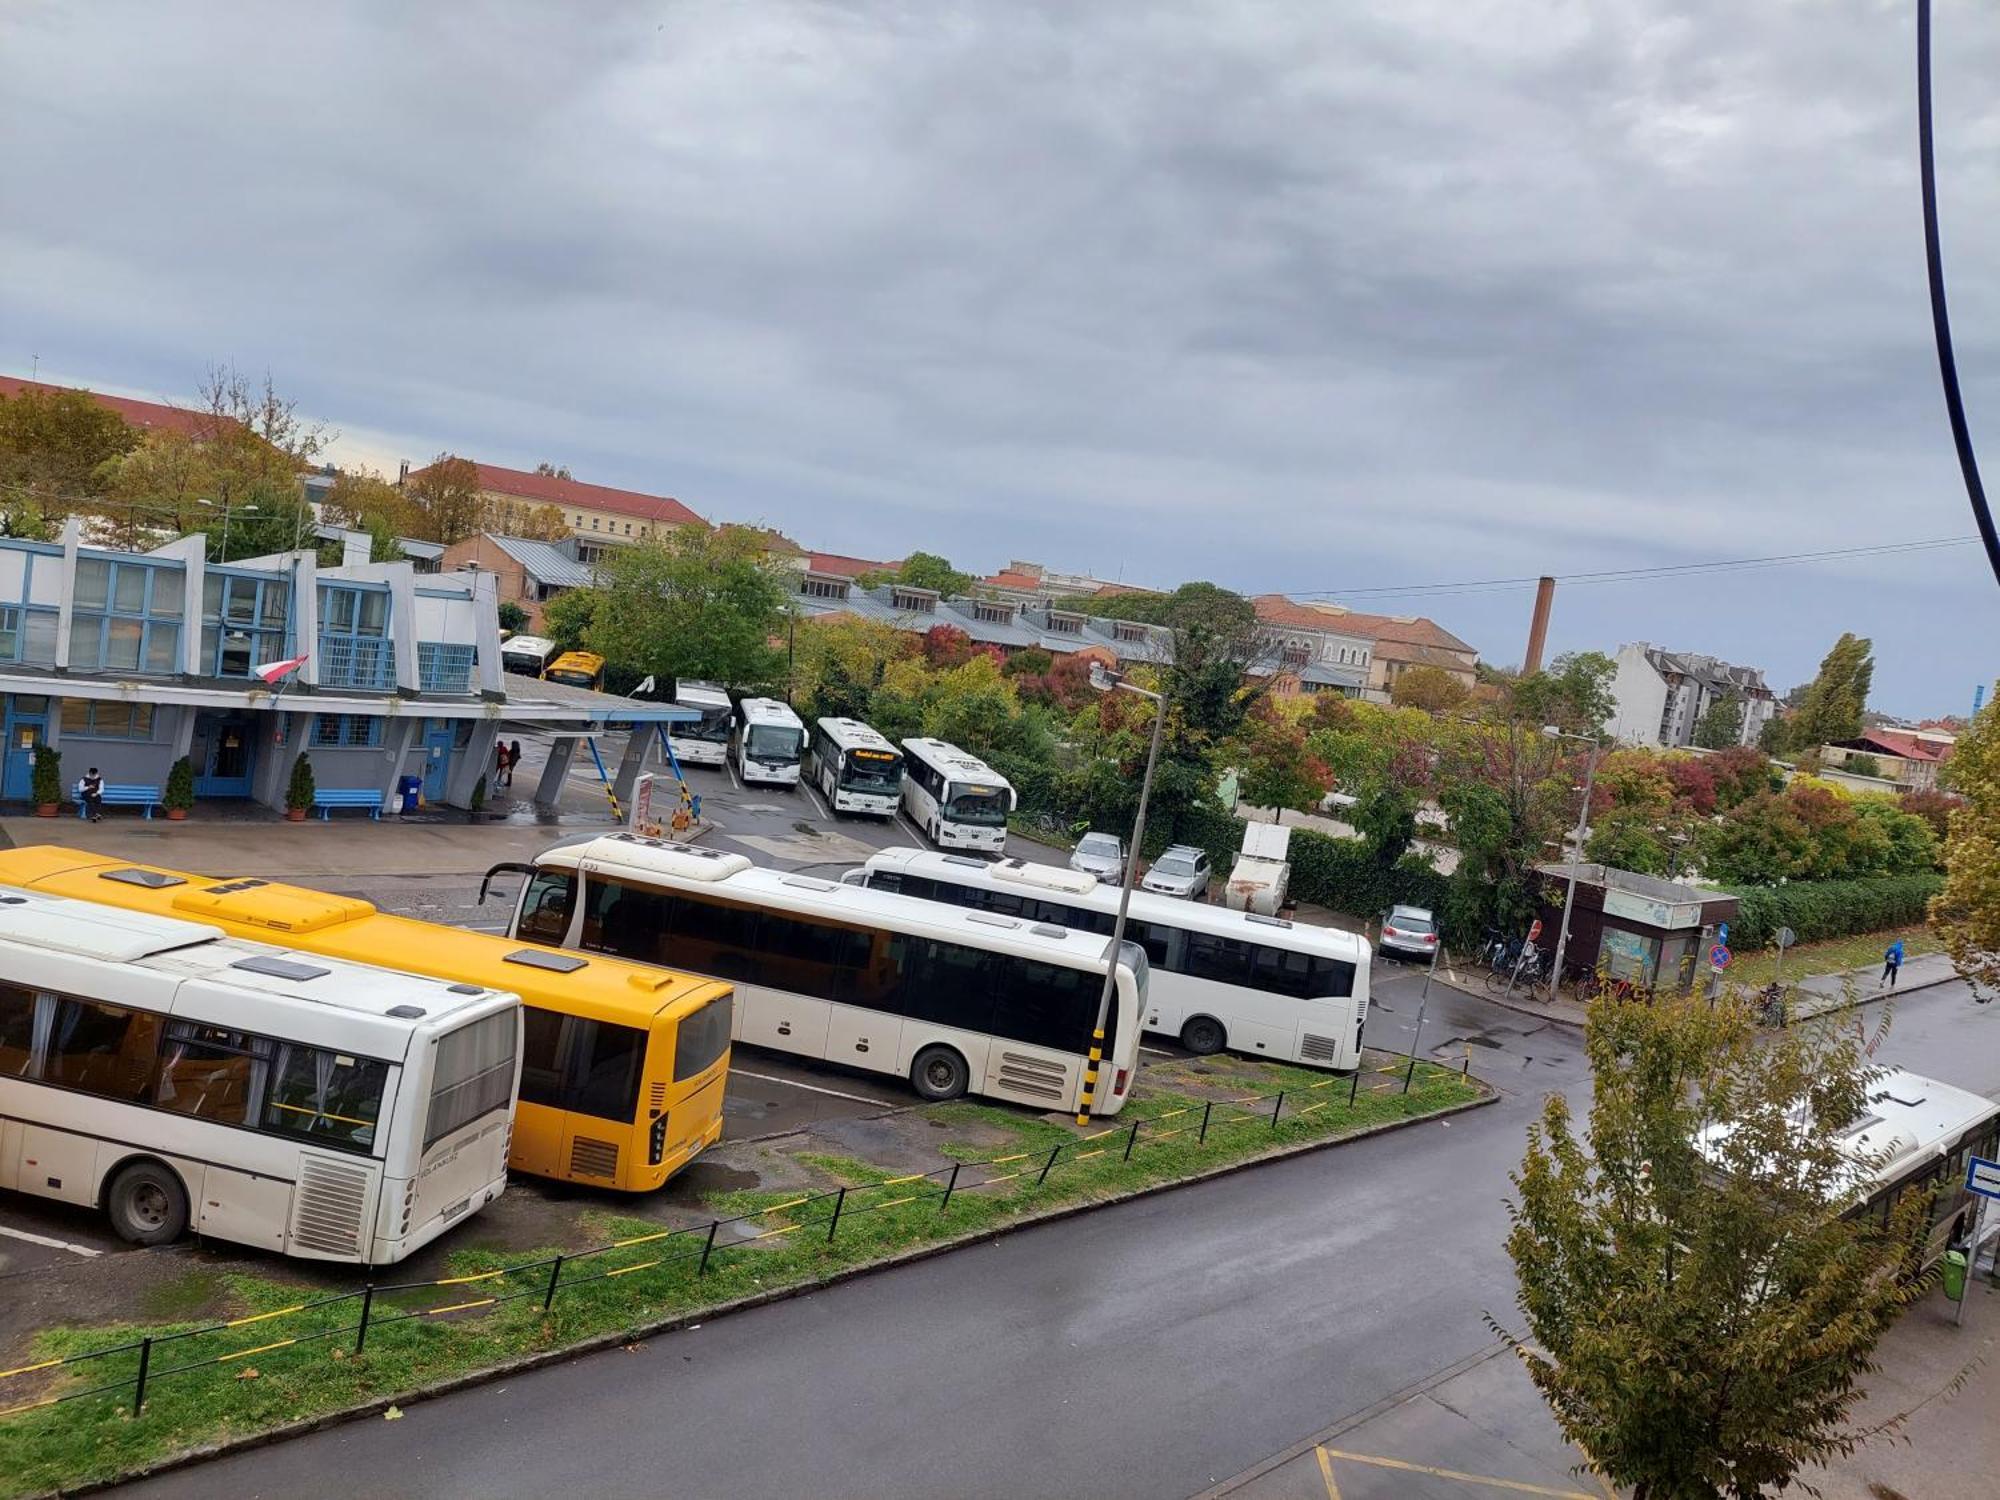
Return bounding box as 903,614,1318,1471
0,847,731,1194
543,651,606,690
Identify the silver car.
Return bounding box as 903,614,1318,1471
1379,904,1439,961
1069,831,1126,883
1141,844,1212,900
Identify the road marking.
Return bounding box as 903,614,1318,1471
1139,1046,1175,1057
729,1069,899,1106
801,780,830,819
726,760,742,792
897,813,930,846
0,1224,102,1258
1318,1449,1597,1498
1315,1446,1343,1500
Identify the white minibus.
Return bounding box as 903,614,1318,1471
733,698,805,787
900,737,1016,852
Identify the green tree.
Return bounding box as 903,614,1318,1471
1499,990,1935,1500
1389,664,1470,713
1583,811,1670,875
1756,715,1790,756
496,601,531,634
1930,688,1999,990
540,587,601,654
1510,651,1616,737
1842,752,1882,780
586,528,786,687
403,453,487,544
1235,712,1332,817
1692,692,1744,749
0,384,138,503
864,550,972,597
1787,633,1874,751
793,617,912,722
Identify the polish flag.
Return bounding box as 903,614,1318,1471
252,654,309,685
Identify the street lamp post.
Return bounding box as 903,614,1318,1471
1543,725,1603,998
197,497,260,564
1081,661,1167,1124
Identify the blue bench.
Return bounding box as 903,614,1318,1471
76,784,163,819
311,788,384,821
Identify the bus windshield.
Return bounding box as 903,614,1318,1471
746,725,803,764
682,705,732,742
944,784,1009,826
839,749,903,793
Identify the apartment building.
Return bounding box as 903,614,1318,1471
1250,596,1476,702
408,460,706,565
1607,643,1776,748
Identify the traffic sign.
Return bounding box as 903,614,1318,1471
1527,919,1543,942
1969,1156,2000,1201
1717,922,1730,943
1775,926,1797,950
1709,943,1732,971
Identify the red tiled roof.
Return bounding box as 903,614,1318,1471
1856,730,1953,763
984,570,1046,590
807,551,898,578
1251,594,1476,655
421,459,706,527
0,375,215,438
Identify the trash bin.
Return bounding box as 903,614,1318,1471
1943,1249,1968,1301
397,775,423,815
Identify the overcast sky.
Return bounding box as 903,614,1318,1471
5,1,1998,715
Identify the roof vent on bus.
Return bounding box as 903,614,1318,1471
386,1004,427,1019
989,860,1099,896
598,835,751,882
942,855,988,869
447,984,483,995
1030,922,1070,939
1244,913,1294,929
783,875,838,892
505,948,588,974
231,955,331,982
966,912,1020,930
0,895,22,906
102,868,187,890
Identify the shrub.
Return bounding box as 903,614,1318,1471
1725,872,1944,950
164,756,195,813
285,753,317,813
30,744,61,806
1288,828,1453,934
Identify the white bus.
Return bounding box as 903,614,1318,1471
1699,1067,2000,1272
808,717,905,816
505,834,1146,1116
0,887,521,1263
669,681,735,768
500,634,557,677
851,848,1371,1070
900,737,1016,853
733,697,805,787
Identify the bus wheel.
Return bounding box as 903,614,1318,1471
1180,1016,1227,1056
106,1161,188,1247
911,1045,969,1101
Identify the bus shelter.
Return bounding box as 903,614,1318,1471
1532,863,1740,992
498,677,698,812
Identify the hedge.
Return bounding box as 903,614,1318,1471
1289,828,1452,929
1726,872,1944,951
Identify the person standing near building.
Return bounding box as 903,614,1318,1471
80,766,104,823
1881,938,1905,989
508,740,523,788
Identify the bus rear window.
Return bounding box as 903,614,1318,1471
674,993,734,1082
425,1010,519,1149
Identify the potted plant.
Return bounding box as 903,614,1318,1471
30,744,61,818
468,774,488,821
285,753,315,823
164,756,195,821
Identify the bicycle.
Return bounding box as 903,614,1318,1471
1484,948,1546,994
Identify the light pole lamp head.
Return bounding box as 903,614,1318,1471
1088,661,1120,693
1541,724,1564,740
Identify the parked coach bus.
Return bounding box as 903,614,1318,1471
0,887,520,1262
0,848,733,1195
807,717,904,817
668,681,735,768
900,737,1016,853
500,634,558,678
493,833,1147,1116
734,697,805,787
851,848,1371,1070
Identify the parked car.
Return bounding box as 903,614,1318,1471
1069,831,1126,882
1141,844,1212,900
1378,904,1439,962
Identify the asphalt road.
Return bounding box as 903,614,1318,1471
109,973,2000,1500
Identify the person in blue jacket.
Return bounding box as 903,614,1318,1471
1881,938,1905,989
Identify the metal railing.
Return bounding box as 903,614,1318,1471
316,635,394,691
417,642,475,694
0,1059,1474,1426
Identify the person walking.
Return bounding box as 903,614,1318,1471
508,740,523,788
1881,938,1905,989
80,766,104,823
495,741,513,789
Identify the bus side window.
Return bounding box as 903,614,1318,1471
519,870,577,946
0,983,38,1076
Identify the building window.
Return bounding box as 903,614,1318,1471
1113,621,1148,643
1281,642,1310,669
590,517,600,530
418,642,476,694
312,714,383,748
891,588,938,614
623,522,632,535
974,603,1015,625
60,699,156,740
802,576,849,601
68,558,182,675
201,573,290,678
1047,613,1083,635
0,604,58,667
317,585,393,690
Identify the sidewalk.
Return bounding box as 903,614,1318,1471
1431,950,1965,1032
0,808,619,880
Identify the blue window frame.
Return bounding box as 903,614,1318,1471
417,642,476,694
68,558,183,675
311,714,384,748
202,572,291,678
317,585,392,690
